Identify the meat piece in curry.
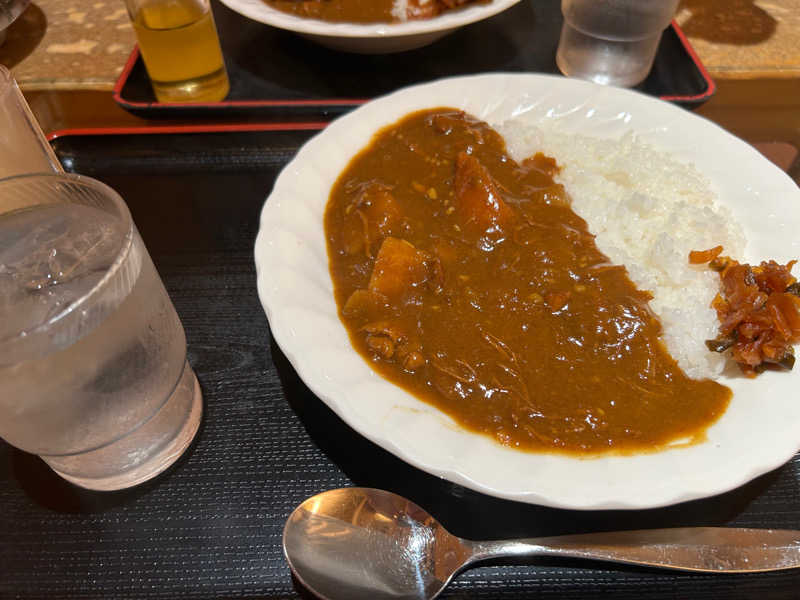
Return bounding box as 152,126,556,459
264,0,490,23
325,108,731,455
692,247,800,377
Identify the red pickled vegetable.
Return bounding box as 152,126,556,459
689,245,723,264
691,246,800,377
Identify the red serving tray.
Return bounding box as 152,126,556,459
113,0,714,121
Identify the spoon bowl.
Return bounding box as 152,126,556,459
283,487,800,600
284,487,464,600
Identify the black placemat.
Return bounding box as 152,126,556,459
2,130,798,599
113,0,713,120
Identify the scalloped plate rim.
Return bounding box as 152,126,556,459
254,73,800,510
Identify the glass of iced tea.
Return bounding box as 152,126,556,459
125,0,229,103
0,66,62,180
0,173,202,490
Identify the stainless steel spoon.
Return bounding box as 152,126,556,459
283,487,800,600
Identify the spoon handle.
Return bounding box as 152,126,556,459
469,527,800,573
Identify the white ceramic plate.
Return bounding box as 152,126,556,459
255,73,800,510
216,0,521,53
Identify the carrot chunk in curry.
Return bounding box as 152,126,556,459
367,237,430,303
325,108,731,455
453,151,514,247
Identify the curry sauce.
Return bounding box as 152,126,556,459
324,108,731,455
264,0,489,23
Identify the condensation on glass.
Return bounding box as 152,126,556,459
556,0,681,87
0,173,202,490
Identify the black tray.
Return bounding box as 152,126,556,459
2,128,798,599
114,0,714,120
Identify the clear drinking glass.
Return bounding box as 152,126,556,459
0,173,202,490
0,65,62,181
124,0,229,103
556,0,681,87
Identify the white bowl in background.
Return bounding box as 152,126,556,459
216,0,521,53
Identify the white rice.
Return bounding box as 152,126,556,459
496,121,746,380
392,0,436,21
391,0,409,21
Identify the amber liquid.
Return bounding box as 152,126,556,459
133,1,229,103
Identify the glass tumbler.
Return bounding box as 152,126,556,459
124,0,229,103
0,65,62,180
0,173,202,490
556,0,681,87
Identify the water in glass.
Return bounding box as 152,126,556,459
0,176,201,490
